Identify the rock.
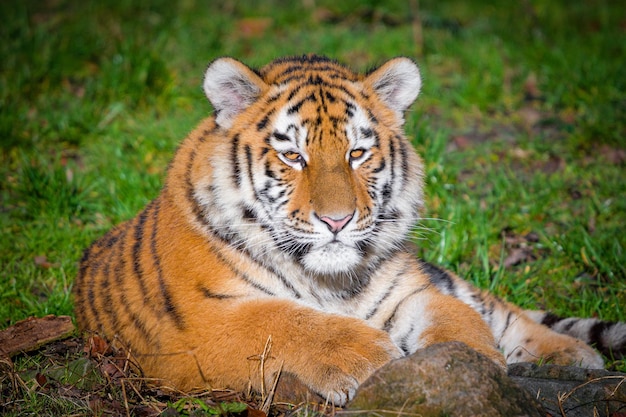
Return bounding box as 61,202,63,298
348,342,544,417
271,342,626,417
509,362,626,417
273,372,324,404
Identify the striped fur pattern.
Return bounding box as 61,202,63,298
73,55,624,405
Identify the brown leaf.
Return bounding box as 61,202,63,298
511,147,532,160
236,18,272,38
85,335,111,357
599,145,626,165
517,106,541,129
503,247,534,268
34,255,53,268
35,372,48,388
523,73,542,100
246,407,267,417
100,360,124,379
451,135,471,150
588,215,596,234
542,154,565,174
89,398,103,415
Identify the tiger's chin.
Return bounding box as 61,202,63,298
300,243,363,276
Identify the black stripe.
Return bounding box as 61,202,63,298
99,229,119,334
210,246,277,296
275,64,348,81
85,257,101,332
242,205,257,222
484,300,496,327
383,285,429,331
132,205,152,301
421,261,456,297
360,127,374,138
286,84,303,101
244,144,254,187
497,311,514,345
256,109,274,131
120,212,160,348
381,182,392,202
367,108,378,124
399,324,415,355
150,199,185,330
398,135,410,179
231,134,241,187
81,225,126,331
199,285,235,300
540,312,563,327
364,279,398,320
273,131,291,141
589,321,610,353
372,158,386,174
345,101,355,118
287,99,305,115
277,78,357,101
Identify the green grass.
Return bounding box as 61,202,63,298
1,0,625,413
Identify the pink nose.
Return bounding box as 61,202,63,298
319,213,353,233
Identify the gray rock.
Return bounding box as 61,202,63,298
348,342,544,417
509,362,626,417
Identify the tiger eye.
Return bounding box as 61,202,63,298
283,151,301,161
350,149,365,160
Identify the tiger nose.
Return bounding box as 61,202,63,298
318,213,353,233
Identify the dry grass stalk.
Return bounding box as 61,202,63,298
556,375,626,417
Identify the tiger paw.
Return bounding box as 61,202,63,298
290,322,401,405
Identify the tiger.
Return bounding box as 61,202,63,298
73,54,625,405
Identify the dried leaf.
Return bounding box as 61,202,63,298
35,372,48,388
100,361,124,379
85,334,112,357
451,135,471,150
599,145,626,165
503,248,534,268
246,407,267,417
517,106,541,129
34,255,53,268
236,18,272,38
523,73,542,100
542,154,565,174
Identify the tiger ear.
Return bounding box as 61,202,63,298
203,58,267,129
365,57,421,123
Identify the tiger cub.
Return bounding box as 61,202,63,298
74,55,625,405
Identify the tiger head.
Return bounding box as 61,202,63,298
199,55,424,282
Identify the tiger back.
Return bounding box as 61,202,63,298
74,55,625,405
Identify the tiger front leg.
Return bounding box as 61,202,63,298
172,299,401,405
414,291,507,368
422,264,605,368
384,287,506,368
444,279,605,367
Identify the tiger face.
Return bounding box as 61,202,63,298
199,55,424,282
